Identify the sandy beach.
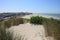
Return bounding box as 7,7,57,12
21,14,58,19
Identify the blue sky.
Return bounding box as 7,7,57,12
0,0,60,13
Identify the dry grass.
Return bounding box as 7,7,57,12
0,17,24,40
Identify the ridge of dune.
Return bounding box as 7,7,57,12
7,23,54,40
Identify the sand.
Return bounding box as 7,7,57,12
7,23,54,40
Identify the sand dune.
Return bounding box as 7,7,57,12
6,14,55,40
7,23,54,40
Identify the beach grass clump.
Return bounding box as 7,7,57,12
12,18,24,25
0,17,24,28
0,17,24,40
30,16,44,24
15,18,24,24
0,21,12,40
43,18,60,40
4,20,11,28
3,17,24,28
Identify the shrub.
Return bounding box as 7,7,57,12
30,16,43,24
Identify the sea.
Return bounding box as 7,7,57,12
40,14,60,19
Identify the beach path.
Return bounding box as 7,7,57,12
8,23,54,40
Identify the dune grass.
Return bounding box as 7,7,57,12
0,21,13,40
43,18,60,40
0,16,60,40
0,17,24,40
3,17,24,28
30,16,60,40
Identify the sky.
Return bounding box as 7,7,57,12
0,0,60,13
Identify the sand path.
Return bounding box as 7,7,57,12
7,23,54,40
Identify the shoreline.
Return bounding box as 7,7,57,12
21,14,59,19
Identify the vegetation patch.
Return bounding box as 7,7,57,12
43,18,60,40
30,16,44,24
0,17,24,40
30,16,60,40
